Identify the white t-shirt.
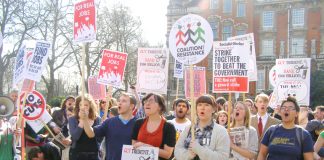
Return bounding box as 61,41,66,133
168,118,191,141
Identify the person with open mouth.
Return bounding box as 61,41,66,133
215,110,228,128
174,94,230,160
229,101,258,160
132,93,176,160
258,97,314,160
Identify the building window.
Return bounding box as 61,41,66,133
222,25,232,40
236,29,246,36
237,2,246,17
291,38,304,55
263,11,274,29
261,39,274,56
210,0,219,9
223,0,232,13
209,21,218,41
257,69,265,91
292,8,304,27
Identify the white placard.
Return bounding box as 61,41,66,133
168,14,213,65
121,145,159,160
228,33,257,81
136,48,169,94
26,110,52,133
275,58,311,105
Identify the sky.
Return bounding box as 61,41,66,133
105,0,169,46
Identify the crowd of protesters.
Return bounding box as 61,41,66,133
1,88,324,160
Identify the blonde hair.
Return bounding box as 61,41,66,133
74,94,98,120
231,101,251,128
255,93,269,103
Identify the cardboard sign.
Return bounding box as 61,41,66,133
174,60,184,79
274,58,311,105
26,110,52,133
73,0,96,43
168,14,213,65
121,145,159,160
25,41,51,82
97,50,128,87
136,48,169,94
184,66,206,98
19,90,46,121
228,33,257,81
88,76,106,100
213,41,249,93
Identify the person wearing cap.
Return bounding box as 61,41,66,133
52,96,75,137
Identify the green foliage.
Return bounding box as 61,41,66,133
47,96,65,108
310,70,324,109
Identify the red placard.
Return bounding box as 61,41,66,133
19,90,46,120
97,50,128,87
73,0,96,43
213,77,248,93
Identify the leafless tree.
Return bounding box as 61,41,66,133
0,0,41,95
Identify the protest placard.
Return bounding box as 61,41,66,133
97,50,127,87
184,66,206,98
13,43,27,85
121,145,159,160
19,90,46,121
25,41,51,82
137,48,169,94
21,79,35,93
73,0,96,43
26,110,52,133
174,60,184,79
213,41,249,93
88,76,106,100
228,33,257,81
274,58,311,105
168,14,213,65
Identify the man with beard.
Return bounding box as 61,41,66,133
167,98,191,141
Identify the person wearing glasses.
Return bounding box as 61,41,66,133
258,97,314,160
132,93,176,160
229,101,258,160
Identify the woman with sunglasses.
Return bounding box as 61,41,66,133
258,97,314,160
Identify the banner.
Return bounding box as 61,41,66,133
19,90,46,121
97,50,127,87
213,41,249,93
228,33,257,81
274,58,311,105
25,41,51,82
174,60,184,79
184,66,206,98
121,145,159,160
137,48,169,94
73,0,96,43
26,110,52,133
88,76,106,100
168,14,213,65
